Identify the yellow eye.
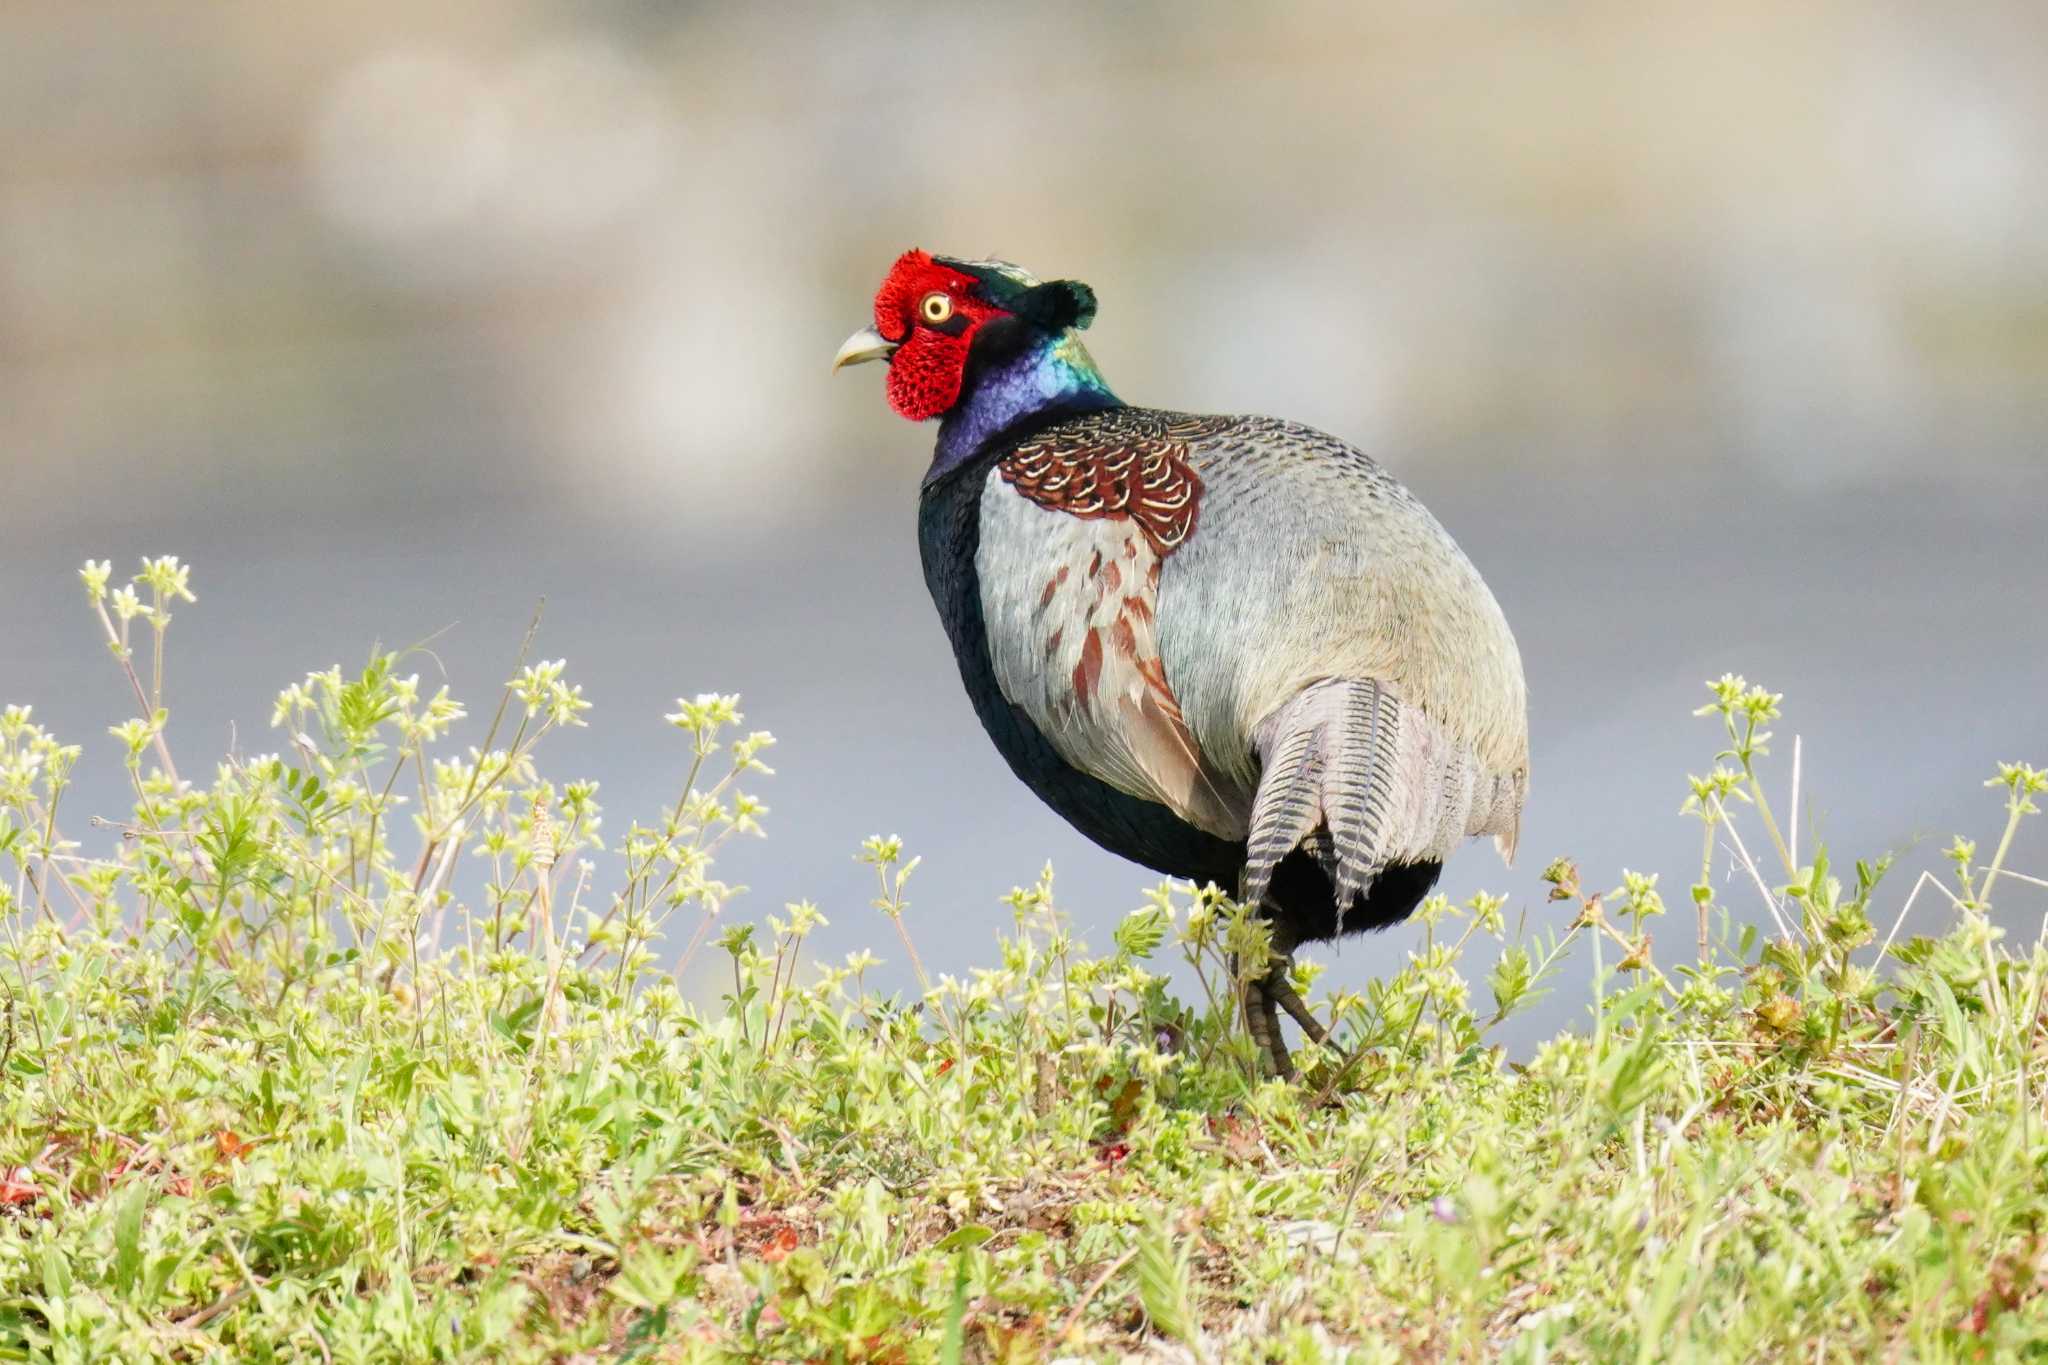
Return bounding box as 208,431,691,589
919,292,954,324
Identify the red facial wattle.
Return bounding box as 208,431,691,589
868,250,1009,422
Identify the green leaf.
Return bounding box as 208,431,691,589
112,1183,147,1295
939,1253,969,1365
1135,1216,1200,1348
41,1243,71,1302
1489,945,1532,1017
1114,905,1168,960
932,1224,994,1252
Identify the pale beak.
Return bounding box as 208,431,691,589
832,326,898,373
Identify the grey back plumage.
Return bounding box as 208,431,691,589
971,407,1528,900
1156,415,1528,861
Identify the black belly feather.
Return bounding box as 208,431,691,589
917,446,1438,944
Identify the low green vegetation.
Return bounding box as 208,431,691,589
3,558,2046,1361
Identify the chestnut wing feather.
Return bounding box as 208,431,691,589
976,446,1246,839
999,411,1231,555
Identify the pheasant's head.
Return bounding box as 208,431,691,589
834,249,1099,421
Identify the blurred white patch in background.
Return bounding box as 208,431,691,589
1842,11,2042,274
308,50,508,245
492,38,672,245
1707,249,1930,490
1168,245,1403,449
579,204,844,540
307,36,672,265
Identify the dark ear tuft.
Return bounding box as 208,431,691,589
1023,279,1097,332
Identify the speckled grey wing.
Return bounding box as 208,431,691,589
975,470,1250,840
1156,416,1529,872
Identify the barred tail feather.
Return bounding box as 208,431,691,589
1242,719,1326,911
1246,677,1517,932
1324,680,1403,912
1244,679,1402,928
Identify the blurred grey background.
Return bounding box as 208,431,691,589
4,1,2045,1038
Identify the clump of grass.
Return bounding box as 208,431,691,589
2,558,2045,1361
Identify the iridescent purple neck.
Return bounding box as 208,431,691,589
929,332,1118,482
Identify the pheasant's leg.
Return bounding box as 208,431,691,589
1252,979,1291,1079
1235,950,1292,1079
1263,957,1330,1049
